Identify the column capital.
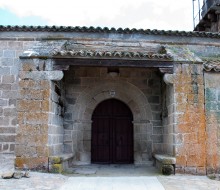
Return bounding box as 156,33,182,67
163,73,174,85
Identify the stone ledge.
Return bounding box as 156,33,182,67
153,154,176,175
49,153,74,162
154,154,176,165
49,153,74,173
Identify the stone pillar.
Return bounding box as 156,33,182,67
15,59,63,170
173,63,206,175
133,121,153,164
162,73,175,156
204,72,220,174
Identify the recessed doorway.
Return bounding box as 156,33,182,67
91,99,133,164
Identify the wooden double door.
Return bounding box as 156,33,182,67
91,99,133,164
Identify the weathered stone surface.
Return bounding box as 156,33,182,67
15,157,49,170
20,71,64,81
50,164,63,173
0,67,10,75
1,28,220,174
163,74,174,85
1,172,14,179
17,100,41,112
1,171,30,179
49,156,61,164
13,171,23,179
174,64,207,174
63,67,161,165
154,154,176,165
204,72,220,174
0,99,8,106
0,135,16,142
162,165,174,175
2,75,15,83
1,58,14,66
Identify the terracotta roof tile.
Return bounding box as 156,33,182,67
51,49,172,60
203,58,220,72
1,25,220,38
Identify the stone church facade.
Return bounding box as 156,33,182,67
1,0,220,174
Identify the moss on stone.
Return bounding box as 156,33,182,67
50,164,63,173
49,157,61,164
162,165,174,175
162,159,173,165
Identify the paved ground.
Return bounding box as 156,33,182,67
60,176,165,190
66,164,160,176
158,175,220,190
0,172,67,190
1,162,220,190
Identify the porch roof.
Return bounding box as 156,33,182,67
19,39,202,63
50,49,172,61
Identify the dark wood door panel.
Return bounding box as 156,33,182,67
91,118,110,163
91,99,133,164
114,118,133,163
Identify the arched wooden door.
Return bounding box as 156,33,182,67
91,99,133,164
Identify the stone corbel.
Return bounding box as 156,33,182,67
163,73,174,85
20,71,64,81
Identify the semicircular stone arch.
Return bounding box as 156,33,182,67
68,81,155,165
75,81,153,122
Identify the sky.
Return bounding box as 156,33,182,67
0,0,195,31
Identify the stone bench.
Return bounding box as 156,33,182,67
49,153,74,173
153,154,176,175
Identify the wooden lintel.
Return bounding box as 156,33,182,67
53,65,70,71
53,58,173,69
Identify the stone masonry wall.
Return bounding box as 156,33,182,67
16,64,48,169
0,40,36,163
63,67,163,164
15,58,63,170
1,29,220,173
204,72,220,174
48,81,64,156
174,63,207,175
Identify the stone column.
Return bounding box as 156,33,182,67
15,59,63,170
162,73,175,156
173,63,206,175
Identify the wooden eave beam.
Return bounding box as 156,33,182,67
53,58,174,70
